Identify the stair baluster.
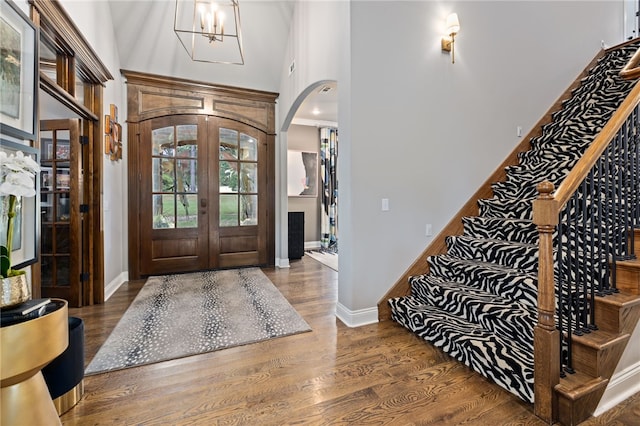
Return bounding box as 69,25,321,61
535,96,640,423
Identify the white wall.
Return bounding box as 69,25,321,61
342,1,625,317
56,0,129,296
277,1,629,325
276,1,347,266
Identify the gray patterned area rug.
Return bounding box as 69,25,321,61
85,267,311,375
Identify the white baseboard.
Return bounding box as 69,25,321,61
276,258,290,268
104,271,129,301
593,360,640,416
304,241,321,250
335,302,378,327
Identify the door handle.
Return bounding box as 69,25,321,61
200,198,207,215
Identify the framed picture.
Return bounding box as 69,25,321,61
56,169,70,190
41,167,52,190
41,138,69,161
0,0,37,140
0,139,38,270
287,150,318,197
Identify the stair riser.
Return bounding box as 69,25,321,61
556,384,608,426
491,182,539,200
427,256,538,310
409,278,535,350
518,149,584,168
446,236,538,271
593,297,640,334
462,217,538,245
614,261,640,295
478,199,533,220
571,334,630,379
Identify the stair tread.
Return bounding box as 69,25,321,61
555,371,608,399
595,291,640,308
616,258,640,268
571,329,630,348
427,253,537,277
447,234,537,249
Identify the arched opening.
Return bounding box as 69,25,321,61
279,81,338,271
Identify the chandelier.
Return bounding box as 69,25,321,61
174,0,244,65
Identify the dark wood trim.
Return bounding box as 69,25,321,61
29,0,113,83
31,0,109,306
39,73,98,121
121,70,279,105
88,84,104,304
125,72,278,278
127,125,141,280
266,133,276,266
122,70,278,133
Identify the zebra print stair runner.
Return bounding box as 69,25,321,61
388,41,640,403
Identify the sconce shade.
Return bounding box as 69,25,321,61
174,0,244,65
446,13,460,35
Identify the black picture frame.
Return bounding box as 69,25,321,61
0,0,38,140
0,139,39,270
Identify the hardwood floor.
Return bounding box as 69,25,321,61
61,257,639,425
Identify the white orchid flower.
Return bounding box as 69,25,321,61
0,171,36,197
0,151,39,198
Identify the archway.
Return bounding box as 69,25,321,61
279,81,338,270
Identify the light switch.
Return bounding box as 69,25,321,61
382,198,389,211
425,224,433,236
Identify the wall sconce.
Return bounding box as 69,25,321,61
441,13,460,63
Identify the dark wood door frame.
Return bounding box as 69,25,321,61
124,71,278,280
31,0,112,305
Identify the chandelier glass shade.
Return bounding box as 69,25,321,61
174,0,244,65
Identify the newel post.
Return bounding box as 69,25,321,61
532,180,560,423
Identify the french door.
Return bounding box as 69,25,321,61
138,115,268,276
39,119,85,306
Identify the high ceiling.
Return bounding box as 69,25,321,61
106,0,337,124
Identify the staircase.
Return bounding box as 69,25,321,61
385,39,640,424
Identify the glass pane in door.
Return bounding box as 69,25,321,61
218,128,259,228
40,129,71,287
151,125,198,229
240,194,257,225
220,194,239,227
240,134,257,160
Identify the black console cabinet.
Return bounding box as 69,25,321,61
288,212,305,259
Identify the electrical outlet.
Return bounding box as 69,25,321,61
425,224,433,236
517,126,522,137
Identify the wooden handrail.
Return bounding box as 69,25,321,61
552,82,640,211
620,45,640,80
532,48,640,423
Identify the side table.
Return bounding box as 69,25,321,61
1,299,69,426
